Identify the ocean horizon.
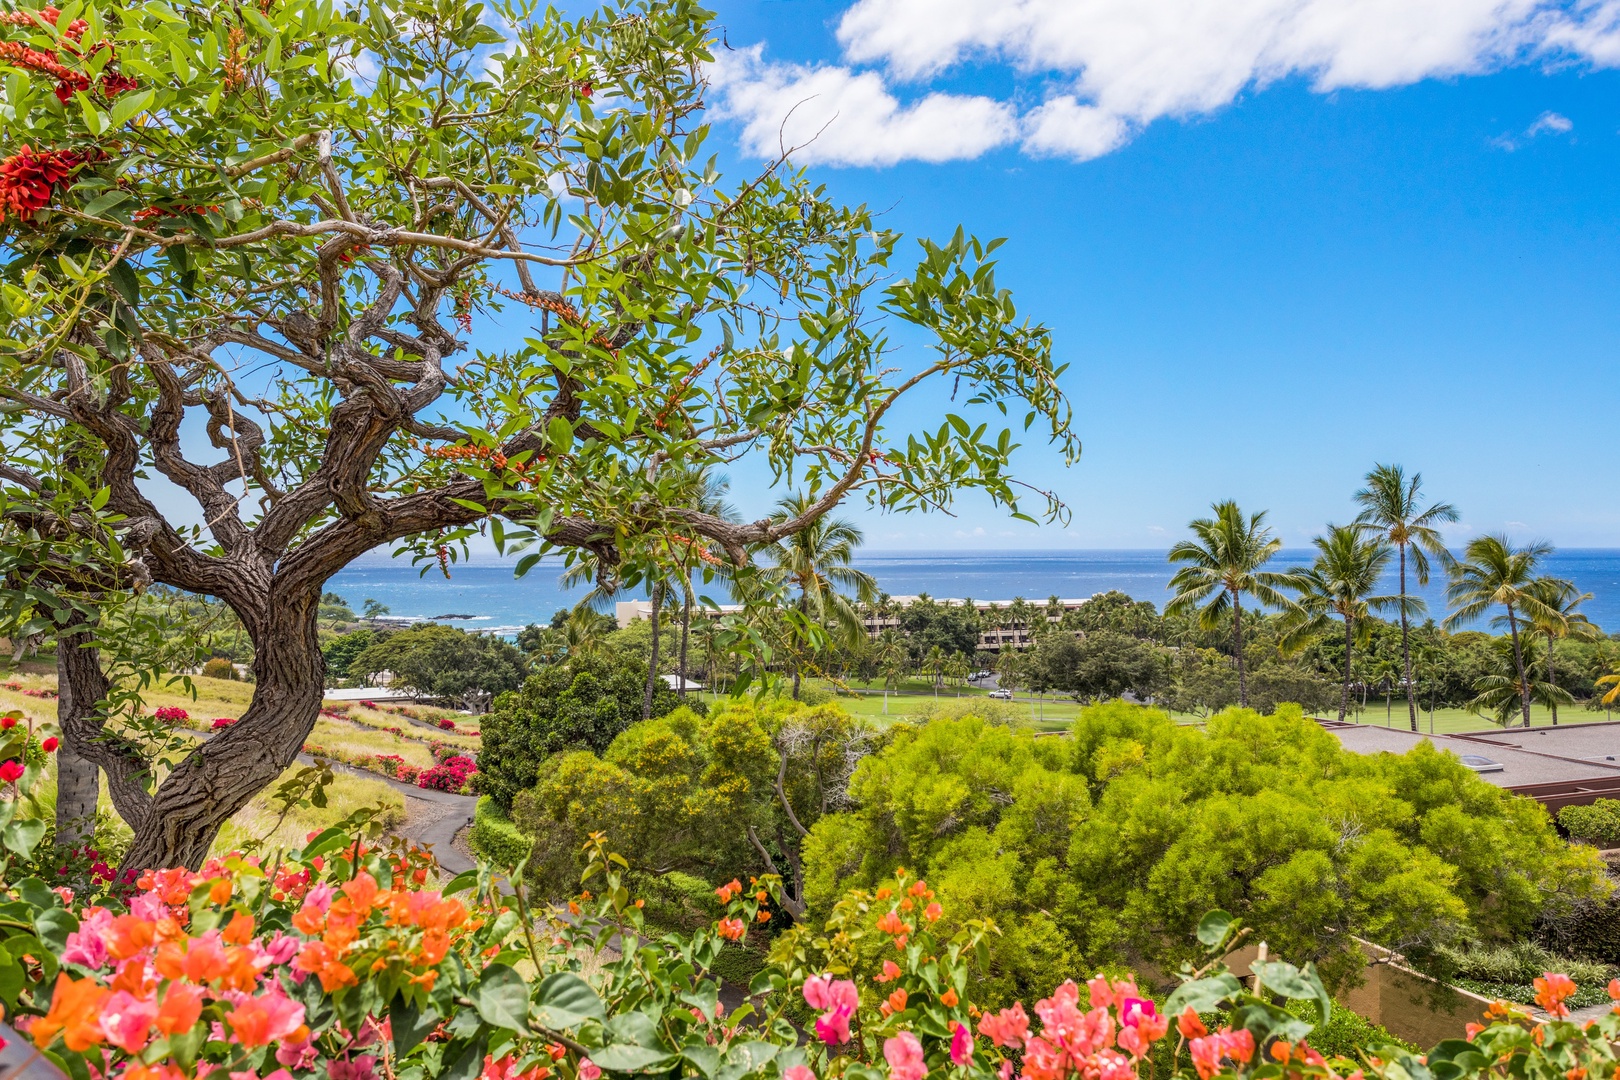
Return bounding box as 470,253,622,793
325,548,1620,636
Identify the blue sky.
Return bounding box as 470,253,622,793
690,0,1620,551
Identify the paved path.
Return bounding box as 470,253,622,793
307,755,477,874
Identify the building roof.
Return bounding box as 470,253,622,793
1455,722,1620,767
1323,722,1620,789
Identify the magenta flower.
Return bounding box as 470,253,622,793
803,975,858,1045
950,1022,974,1066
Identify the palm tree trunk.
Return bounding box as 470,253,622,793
1338,614,1353,722
1547,637,1558,726
1398,544,1418,731
1506,605,1531,727
678,583,691,701
792,593,805,701
1232,588,1247,708
644,580,664,720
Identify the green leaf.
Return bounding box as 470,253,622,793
1195,909,1233,949
299,827,352,860
471,963,530,1031
389,995,438,1057
83,190,132,219
442,1036,489,1080
108,88,154,129
3,818,46,858
716,1042,779,1080
586,1046,676,1073
681,1045,719,1079
1164,973,1243,1017
443,869,479,896
1256,960,1331,1024
533,971,605,1029
33,907,77,953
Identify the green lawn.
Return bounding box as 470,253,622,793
797,679,1620,735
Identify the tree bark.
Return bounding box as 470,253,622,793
54,620,155,839
1398,544,1418,731
119,587,325,871
53,633,105,846
1232,588,1247,708
643,580,663,720
1547,637,1559,726
1339,614,1353,723
678,582,691,701
1506,605,1532,728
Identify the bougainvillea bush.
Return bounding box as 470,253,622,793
1,713,1617,1080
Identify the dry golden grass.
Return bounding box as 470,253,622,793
0,668,410,859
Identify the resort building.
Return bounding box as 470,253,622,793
614,595,1092,651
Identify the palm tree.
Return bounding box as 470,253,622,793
874,630,907,714
923,645,946,697
1353,465,1458,732
1445,535,1560,727
1280,525,1401,722
1467,639,1573,727
1524,577,1599,725
1166,501,1294,707
758,494,879,700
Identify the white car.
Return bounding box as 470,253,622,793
988,688,1013,700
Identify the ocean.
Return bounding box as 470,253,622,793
325,548,1620,635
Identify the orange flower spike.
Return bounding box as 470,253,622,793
32,973,108,1051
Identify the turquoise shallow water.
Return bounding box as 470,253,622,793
326,548,1620,634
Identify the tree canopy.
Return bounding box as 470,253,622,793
0,0,1075,867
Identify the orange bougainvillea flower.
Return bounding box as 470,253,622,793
716,918,745,941
876,912,908,935
222,910,255,945
105,913,156,960
941,988,959,1007
155,983,204,1038
32,973,109,1051
1534,974,1577,1019
416,928,452,967
294,941,358,992
876,960,902,984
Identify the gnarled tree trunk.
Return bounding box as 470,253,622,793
119,585,324,871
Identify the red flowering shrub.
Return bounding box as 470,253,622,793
152,706,189,723
437,718,456,731
417,755,475,792
210,716,238,729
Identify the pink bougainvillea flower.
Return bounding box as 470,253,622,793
784,1068,816,1080
978,1003,1030,1049
277,1029,318,1069
226,989,307,1048
328,1056,378,1080
803,975,858,1045
578,1060,602,1080
876,960,902,984
997,1062,1013,1080
950,1022,974,1066
1118,996,1156,1026
100,990,159,1054
884,1032,927,1080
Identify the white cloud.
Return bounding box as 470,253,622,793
713,0,1620,165
708,45,1018,166
1526,109,1574,134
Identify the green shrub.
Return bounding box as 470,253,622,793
1535,887,1620,967
707,941,768,988
201,657,236,680
1433,939,1614,988
632,870,719,932
1559,799,1620,848
469,796,533,869
1285,1000,1415,1056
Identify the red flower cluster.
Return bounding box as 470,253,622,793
211,717,238,730
153,706,189,723
0,145,82,220
416,755,475,792
436,718,456,731
0,7,135,103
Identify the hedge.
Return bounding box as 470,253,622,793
1559,798,1620,848
469,795,533,868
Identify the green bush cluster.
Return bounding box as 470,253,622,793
1558,798,1620,848
800,702,1608,1006
201,657,236,681
1283,1000,1415,1056
468,796,533,869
